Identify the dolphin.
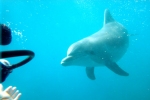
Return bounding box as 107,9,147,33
61,9,129,80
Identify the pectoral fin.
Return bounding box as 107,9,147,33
86,67,96,80
105,61,129,76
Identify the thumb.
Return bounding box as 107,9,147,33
0,84,3,92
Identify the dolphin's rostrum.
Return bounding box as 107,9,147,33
61,9,129,80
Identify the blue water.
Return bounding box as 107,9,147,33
1,0,150,100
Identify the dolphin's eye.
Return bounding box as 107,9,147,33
89,51,95,55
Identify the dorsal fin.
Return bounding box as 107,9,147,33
103,9,115,25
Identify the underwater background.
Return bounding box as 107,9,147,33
1,0,150,100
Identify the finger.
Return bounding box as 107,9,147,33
0,84,3,92
4,86,12,93
1,96,10,99
9,87,17,96
14,93,21,100
12,90,19,99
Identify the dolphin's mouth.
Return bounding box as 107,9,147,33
61,56,74,66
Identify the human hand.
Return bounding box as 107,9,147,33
0,84,21,100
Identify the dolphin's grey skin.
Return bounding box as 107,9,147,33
61,9,129,80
